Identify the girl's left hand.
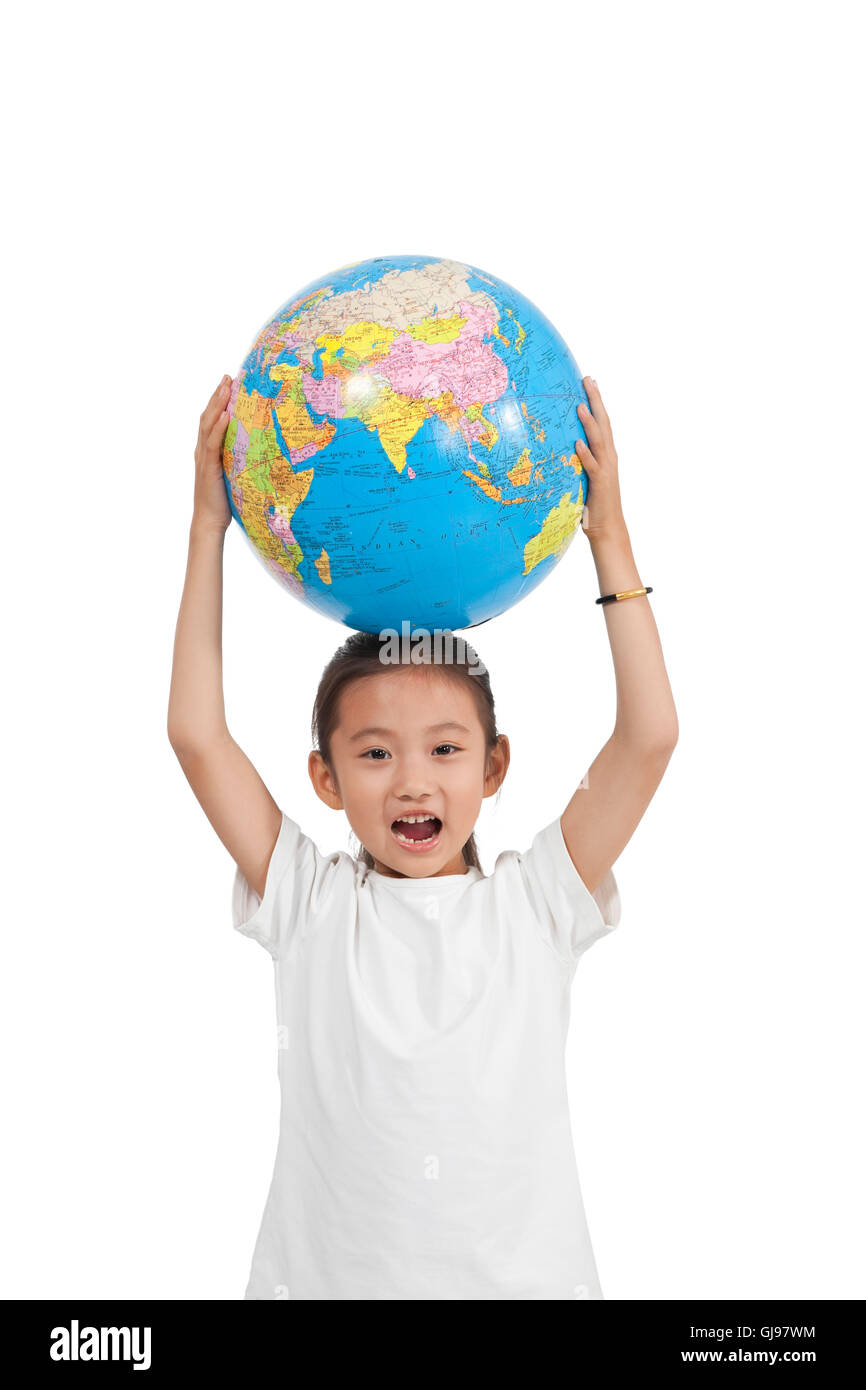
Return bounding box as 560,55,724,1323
575,377,626,541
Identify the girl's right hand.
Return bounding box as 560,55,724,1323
193,375,233,534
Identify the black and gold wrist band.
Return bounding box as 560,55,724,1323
595,586,653,606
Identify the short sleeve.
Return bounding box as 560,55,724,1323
231,812,349,961
512,815,621,966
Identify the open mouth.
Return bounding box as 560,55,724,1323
390,814,443,851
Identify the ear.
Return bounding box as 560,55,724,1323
483,733,510,798
308,749,344,810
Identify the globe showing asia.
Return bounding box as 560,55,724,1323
222,255,592,633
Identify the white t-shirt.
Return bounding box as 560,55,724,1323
231,812,621,1301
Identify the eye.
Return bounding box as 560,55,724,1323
433,743,460,755
361,748,390,760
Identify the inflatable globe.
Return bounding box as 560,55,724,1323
222,255,591,632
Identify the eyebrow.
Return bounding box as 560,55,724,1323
347,721,472,744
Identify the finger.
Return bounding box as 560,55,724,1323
576,400,604,451
206,406,231,454
574,437,597,472
583,376,611,430
200,375,231,434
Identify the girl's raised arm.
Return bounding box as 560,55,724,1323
167,378,282,901
560,378,679,897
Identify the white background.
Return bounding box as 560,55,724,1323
3,0,863,1300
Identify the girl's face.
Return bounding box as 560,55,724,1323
309,665,509,878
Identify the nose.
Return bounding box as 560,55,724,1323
394,751,437,800
396,783,435,801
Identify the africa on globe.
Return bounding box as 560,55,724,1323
221,255,592,632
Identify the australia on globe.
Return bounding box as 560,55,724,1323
222,255,592,633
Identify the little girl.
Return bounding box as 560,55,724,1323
168,372,678,1301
